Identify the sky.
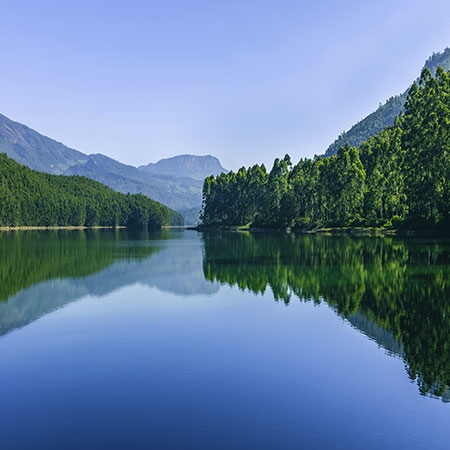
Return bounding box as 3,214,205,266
1,0,450,171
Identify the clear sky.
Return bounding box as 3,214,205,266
1,0,450,171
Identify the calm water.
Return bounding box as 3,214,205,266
1,230,450,449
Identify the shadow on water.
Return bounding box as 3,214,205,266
202,232,450,402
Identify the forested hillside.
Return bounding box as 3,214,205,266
201,67,450,230
0,154,184,228
0,113,227,222
64,153,204,212
325,47,450,156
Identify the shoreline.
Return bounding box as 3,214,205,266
1,225,446,237
190,225,448,237
0,225,188,232
0,225,126,231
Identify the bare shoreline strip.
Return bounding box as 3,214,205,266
0,226,126,231
0,225,187,232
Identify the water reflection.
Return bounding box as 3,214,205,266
202,232,450,401
1,229,450,402
0,229,217,338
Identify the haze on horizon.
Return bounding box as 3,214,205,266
1,0,450,171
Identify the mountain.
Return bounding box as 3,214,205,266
0,113,88,173
139,154,228,180
64,154,204,212
0,153,184,228
0,230,218,337
0,113,226,222
324,47,450,156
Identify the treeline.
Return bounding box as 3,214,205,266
0,154,184,228
201,67,450,230
202,232,450,400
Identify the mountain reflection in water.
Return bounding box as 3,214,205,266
1,229,449,402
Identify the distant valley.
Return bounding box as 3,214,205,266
0,113,228,223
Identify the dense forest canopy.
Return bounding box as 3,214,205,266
202,232,450,401
0,154,184,228
201,67,450,230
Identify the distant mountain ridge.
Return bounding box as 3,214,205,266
325,47,450,156
0,113,227,223
139,154,228,180
64,154,204,212
0,113,88,173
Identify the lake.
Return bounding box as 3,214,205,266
0,229,449,449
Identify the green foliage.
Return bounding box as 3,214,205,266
0,113,88,174
64,154,204,213
401,67,450,225
325,47,450,156
201,164,269,226
326,93,407,157
202,67,450,230
0,154,184,228
0,114,212,219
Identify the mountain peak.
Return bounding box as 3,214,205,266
139,154,228,180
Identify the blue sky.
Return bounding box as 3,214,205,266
1,0,450,170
